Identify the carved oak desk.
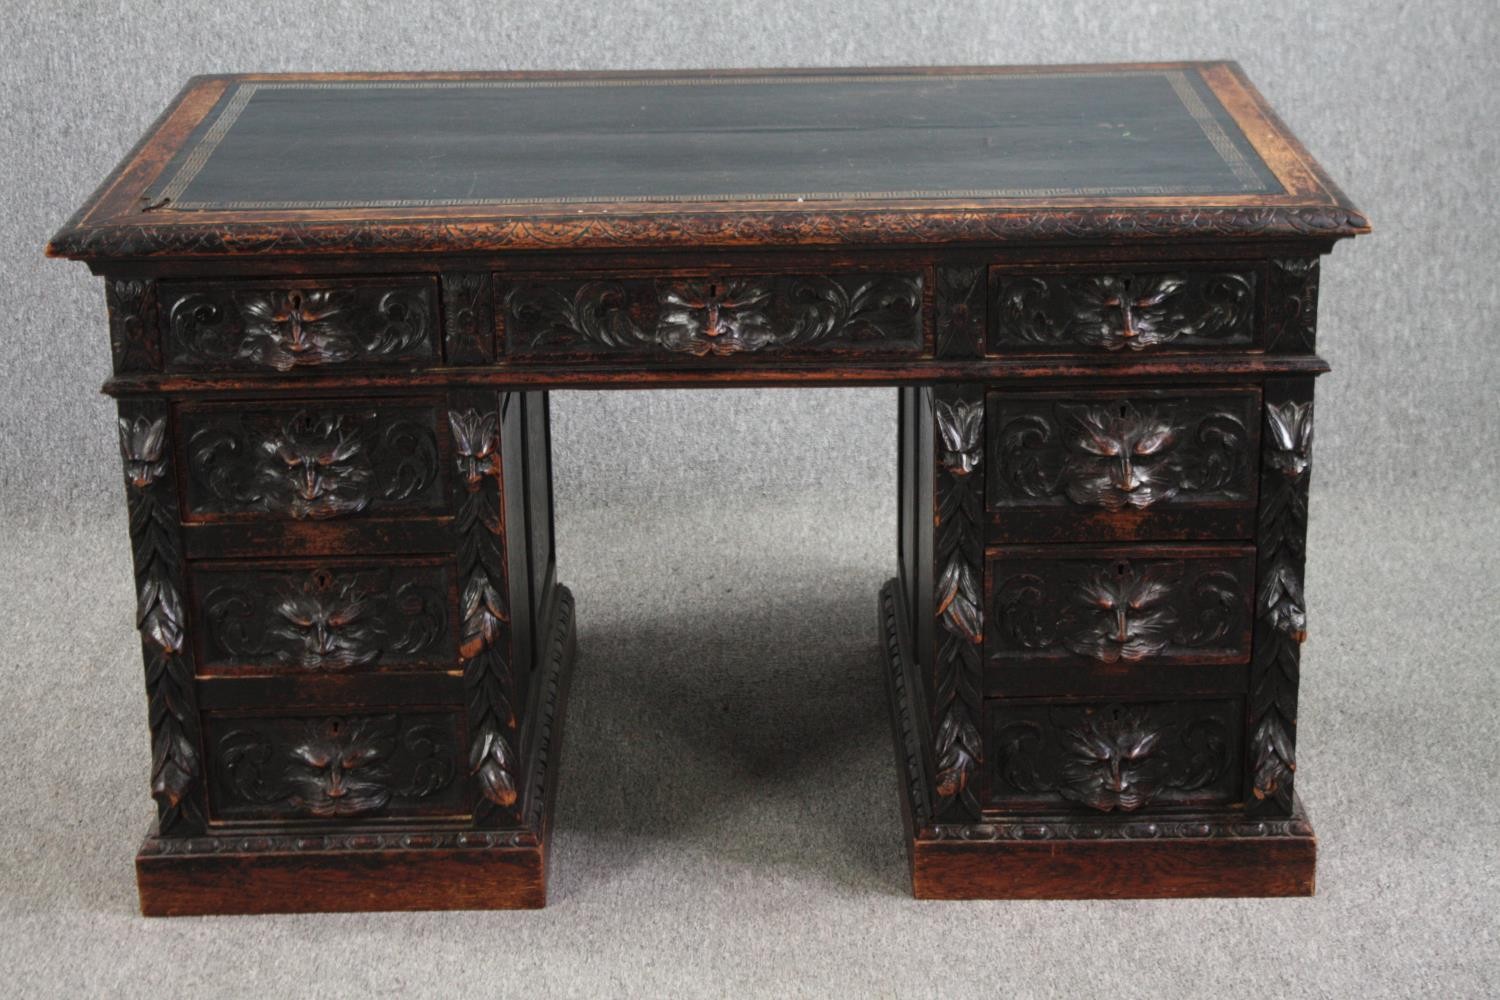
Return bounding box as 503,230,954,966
48,64,1368,915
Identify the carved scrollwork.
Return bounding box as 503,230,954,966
1250,387,1316,812
106,277,160,372
442,271,495,363
992,270,1255,352
989,392,1256,512
502,273,923,357
117,403,203,834
215,714,458,819
184,406,441,519
931,388,985,821
991,701,1237,812
1267,258,1320,353
449,400,520,822
988,553,1252,665
164,282,436,371
199,565,448,672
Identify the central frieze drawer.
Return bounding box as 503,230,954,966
177,398,452,522
985,386,1261,542
499,271,925,359
160,276,440,372
988,266,1258,354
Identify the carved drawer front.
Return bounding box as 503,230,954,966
985,387,1260,541
188,558,458,677
984,698,1244,813
204,709,470,824
160,276,440,372
500,271,925,359
988,267,1258,354
178,399,450,522
985,545,1255,675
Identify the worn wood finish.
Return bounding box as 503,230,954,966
55,64,1364,911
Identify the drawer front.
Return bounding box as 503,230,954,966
989,267,1257,354
189,558,458,676
984,698,1243,813
178,399,450,522
206,710,469,823
161,277,440,372
986,545,1255,671
500,271,925,359
986,387,1260,541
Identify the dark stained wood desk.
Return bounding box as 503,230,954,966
48,63,1368,914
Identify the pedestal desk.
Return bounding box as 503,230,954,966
48,63,1369,915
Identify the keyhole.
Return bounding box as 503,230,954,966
1115,561,1129,576
312,569,334,590
289,291,303,311
707,281,720,298
1118,403,1129,418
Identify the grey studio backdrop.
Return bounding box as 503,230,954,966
2,2,1496,998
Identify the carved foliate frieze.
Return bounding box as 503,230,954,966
1249,381,1315,813
990,269,1256,352
449,395,521,823
194,563,453,673
989,700,1240,812
117,402,203,834
211,713,461,821
503,272,923,357
1267,258,1320,353
182,404,444,520
106,277,161,373
162,279,437,371
931,386,985,822
442,271,496,363
988,390,1258,513
934,265,985,359
988,549,1254,666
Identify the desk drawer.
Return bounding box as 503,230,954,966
985,544,1255,675
188,557,459,677
500,271,925,359
160,276,439,372
984,698,1244,813
985,386,1260,542
989,266,1258,354
204,709,469,824
178,398,451,523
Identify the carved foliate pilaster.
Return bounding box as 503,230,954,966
106,277,160,373
1248,378,1315,813
934,264,985,359
1267,258,1320,353
931,385,985,822
118,400,203,834
448,391,520,824
443,272,496,363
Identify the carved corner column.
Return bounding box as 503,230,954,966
1249,376,1316,814
447,389,521,826
929,384,985,824
116,398,203,835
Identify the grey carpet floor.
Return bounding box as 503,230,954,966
0,479,1494,998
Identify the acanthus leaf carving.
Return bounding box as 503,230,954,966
931,388,985,821
992,270,1255,352
503,273,923,357
1249,389,1315,812
449,399,520,819
165,282,435,371
991,701,1236,813
118,403,203,834
216,714,458,819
